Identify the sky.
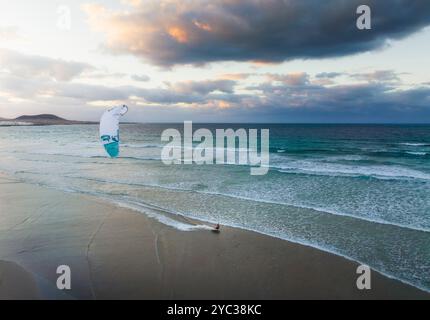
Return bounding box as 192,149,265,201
0,0,429,123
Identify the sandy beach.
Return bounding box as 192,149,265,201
0,260,40,299
0,172,428,300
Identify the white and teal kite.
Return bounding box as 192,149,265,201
99,105,128,158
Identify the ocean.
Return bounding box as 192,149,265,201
0,123,429,291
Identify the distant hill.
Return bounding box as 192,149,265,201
15,114,67,121
0,114,96,126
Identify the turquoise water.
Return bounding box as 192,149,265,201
0,124,429,291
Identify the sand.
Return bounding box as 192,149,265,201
0,260,40,299
0,173,428,300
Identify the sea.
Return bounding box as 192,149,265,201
0,123,429,291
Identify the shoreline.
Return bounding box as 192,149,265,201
111,190,430,294
0,172,429,299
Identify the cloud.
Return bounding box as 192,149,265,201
2,67,429,122
131,82,430,123
351,70,401,83
267,72,310,86
135,88,203,104
242,79,430,122
133,80,237,104
169,79,235,94
0,47,428,122
83,0,430,66
218,73,251,81
0,72,130,102
57,83,133,101
0,48,94,81
132,78,430,122
131,74,150,82
82,71,128,79
316,72,343,79
0,64,238,107
0,26,20,41
121,0,142,7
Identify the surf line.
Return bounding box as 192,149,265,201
161,121,270,175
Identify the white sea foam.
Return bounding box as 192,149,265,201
122,143,162,148
399,142,430,147
274,161,430,180
111,199,214,232
406,152,427,156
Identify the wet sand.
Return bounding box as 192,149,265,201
0,260,40,299
0,173,428,300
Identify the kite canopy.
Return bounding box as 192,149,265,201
99,105,128,158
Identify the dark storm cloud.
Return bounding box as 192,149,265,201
130,79,430,123
129,82,430,123
84,0,430,66
238,80,430,122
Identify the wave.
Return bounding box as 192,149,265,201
99,195,430,293
8,150,162,162
7,172,430,293
277,149,430,158
119,156,161,161
9,174,214,232
197,190,430,233
122,143,162,148
111,199,214,232
320,155,367,161
366,150,428,158
10,166,430,233
11,170,430,233
9,149,430,182
406,152,427,156
399,143,430,147
272,161,430,181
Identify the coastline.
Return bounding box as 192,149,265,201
0,172,428,300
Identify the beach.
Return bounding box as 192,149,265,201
1,0,430,303
1,123,429,293
0,173,428,300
